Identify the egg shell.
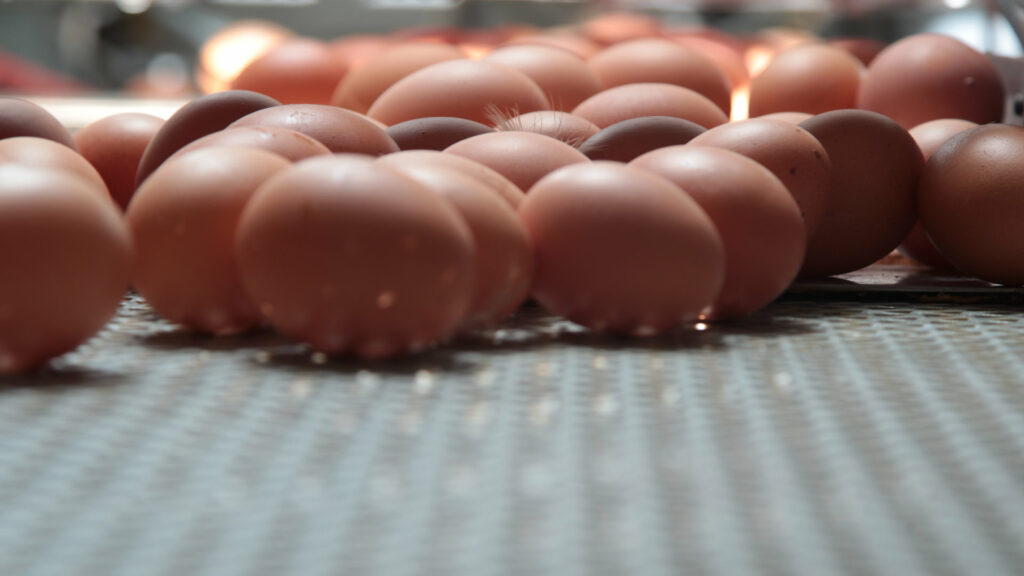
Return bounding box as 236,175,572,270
136,90,280,187
330,43,466,114
484,45,602,111
749,43,864,118
829,37,886,66
630,146,806,318
519,161,725,335
588,39,732,115
235,156,476,358
386,117,494,151
857,34,1004,129
497,111,599,147
579,116,705,162
74,113,164,211
758,112,813,124
0,137,108,199
0,97,76,149
368,59,550,126
378,149,524,209
127,148,291,334
379,162,534,328
572,83,729,129
170,126,331,164
231,38,347,105
231,104,398,155
918,124,1024,286
670,34,749,95
445,131,589,193
0,164,130,373
582,12,663,46
501,34,601,60
330,34,393,69
690,118,832,237
799,110,923,277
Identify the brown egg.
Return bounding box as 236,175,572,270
690,118,832,237
74,113,164,211
0,97,76,149
630,146,805,318
445,131,589,192
0,164,129,373
330,34,392,69
671,35,750,96
484,45,602,111
386,117,494,151
136,90,280,187
230,104,398,155
520,161,724,334
501,34,602,60
127,148,290,334
496,111,599,146
578,116,705,162
196,20,291,93
588,39,732,116
378,150,524,208
759,111,813,124
378,162,533,328
368,60,550,126
235,156,475,358
749,43,864,117
829,37,886,66
799,110,923,277
231,38,347,105
572,83,729,129
858,34,1004,129
170,126,331,163
582,12,663,46
330,43,465,114
899,118,978,269
918,124,1024,285
0,137,108,198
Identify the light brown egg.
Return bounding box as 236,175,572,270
230,104,398,155
829,37,886,66
386,117,494,151
74,113,164,211
170,126,331,163
582,12,663,46
519,161,725,334
0,164,129,373
445,131,589,192
579,116,705,162
749,43,865,117
378,150,524,208
0,97,76,149
330,34,392,69
484,45,602,111
670,34,750,96
496,111,599,146
572,83,729,129
501,33,601,60
368,59,550,126
330,43,465,114
759,112,813,124
0,137,107,198
231,38,347,105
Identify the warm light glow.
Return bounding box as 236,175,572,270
198,20,291,93
745,44,775,78
460,43,492,60
731,85,750,122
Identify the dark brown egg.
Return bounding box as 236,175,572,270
378,150,524,208
74,113,164,211
578,116,705,162
749,43,865,117
484,45,602,111
330,43,466,114
799,110,923,277
127,148,291,334
588,39,732,116
918,124,1024,285
231,104,398,155
136,90,280,187
386,117,494,151
0,164,130,373
630,146,805,318
572,83,729,129
235,156,476,358
857,34,1004,129
231,38,347,105
445,131,589,193
0,97,76,149
170,126,331,163
496,111,599,147
368,59,550,126
379,162,533,329
690,118,832,237
520,161,724,334
0,137,108,198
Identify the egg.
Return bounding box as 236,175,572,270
368,59,550,126
572,83,729,129
379,150,524,208
484,45,602,111
918,124,1024,285
386,117,494,151
445,131,589,192
235,156,476,358
231,38,347,105
670,34,749,96
519,161,725,335
749,43,865,117
230,104,398,155
496,111,599,147
829,37,886,66
501,33,601,60
630,146,805,318
582,12,663,46
330,42,465,114
579,116,705,162
0,97,76,149
588,39,732,115
74,113,164,211
330,34,392,69
799,110,923,277
690,118,832,237
857,34,1005,129
758,112,813,124
0,137,108,198
169,126,331,163
0,164,130,373
136,90,280,187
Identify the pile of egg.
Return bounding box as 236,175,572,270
0,13,1020,372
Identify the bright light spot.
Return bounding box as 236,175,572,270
695,322,708,332
944,0,971,8
745,44,775,78
731,85,750,122
198,20,290,93
116,0,151,14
